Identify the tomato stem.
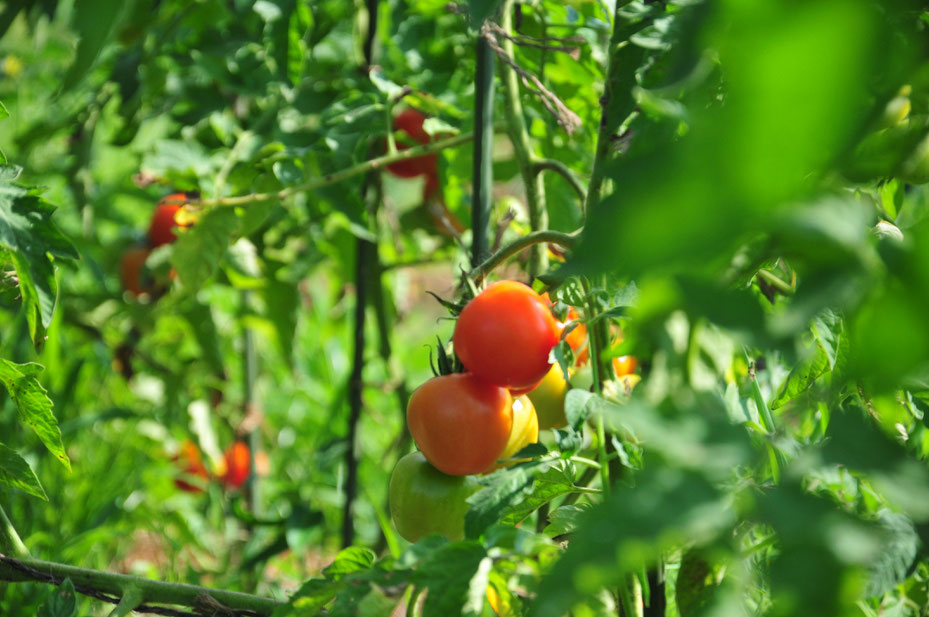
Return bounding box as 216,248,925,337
472,34,496,267
0,503,29,558
499,0,548,277
469,229,578,284
0,554,283,615
194,132,475,209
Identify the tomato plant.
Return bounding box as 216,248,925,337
453,281,561,390
407,373,513,476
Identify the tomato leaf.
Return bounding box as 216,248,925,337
500,467,577,527
61,0,131,91
37,578,76,617
0,360,69,473
0,165,78,344
323,547,376,580
866,510,919,597
171,207,241,289
412,542,488,617
0,441,47,500
465,459,555,539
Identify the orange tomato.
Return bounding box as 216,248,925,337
385,109,438,179
218,441,251,489
407,373,513,476
173,440,209,493
612,355,638,377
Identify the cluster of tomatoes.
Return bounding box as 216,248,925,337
120,192,193,298
389,281,641,544
384,108,466,237
173,439,253,493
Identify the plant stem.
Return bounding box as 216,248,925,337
0,503,28,558
0,554,283,615
195,133,474,209
472,35,496,267
531,158,587,204
584,2,643,214
241,291,260,516
469,229,578,283
499,0,548,277
755,268,795,295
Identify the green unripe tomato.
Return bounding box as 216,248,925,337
388,451,480,543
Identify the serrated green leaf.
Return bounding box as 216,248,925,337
0,171,77,342
413,542,487,617
866,510,918,597
0,360,69,472
468,0,503,26
0,441,47,500
172,207,240,288
465,459,554,539
37,578,76,617
500,466,576,526
323,547,376,580
543,504,590,537
770,340,829,410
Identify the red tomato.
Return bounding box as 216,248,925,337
385,109,438,179
407,373,513,476
173,440,209,493
149,193,191,247
453,281,561,390
120,246,152,297
218,441,251,489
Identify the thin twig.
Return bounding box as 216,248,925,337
482,27,582,134
531,158,587,203
469,229,579,284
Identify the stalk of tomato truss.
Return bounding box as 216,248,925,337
472,30,496,266
498,0,548,278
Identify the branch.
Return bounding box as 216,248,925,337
499,0,548,278
531,158,587,203
482,26,582,135
0,554,284,616
469,229,579,284
192,133,475,209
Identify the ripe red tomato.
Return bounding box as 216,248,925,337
218,441,251,489
453,281,561,390
173,440,209,493
407,373,513,476
149,193,191,247
385,109,438,179
388,451,480,543
120,246,152,297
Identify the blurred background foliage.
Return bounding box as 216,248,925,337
0,0,929,615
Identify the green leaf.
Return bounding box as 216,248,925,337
0,441,47,500
323,547,376,580
171,207,241,289
0,360,69,472
543,504,590,538
531,467,732,617
467,0,503,26
62,0,130,91
0,100,8,120
0,166,78,343
465,459,554,539
413,542,488,617
37,578,76,617
770,339,829,410
866,510,918,597
500,466,577,527
287,1,313,84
